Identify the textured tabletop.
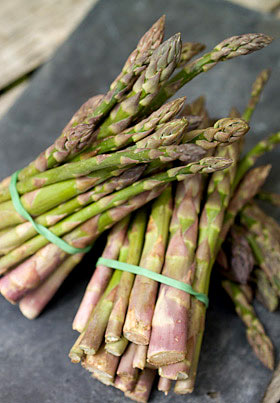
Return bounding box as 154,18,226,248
0,1,280,402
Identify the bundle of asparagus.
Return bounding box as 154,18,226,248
0,16,263,315
68,67,280,402
0,15,278,403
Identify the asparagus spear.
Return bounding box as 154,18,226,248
217,164,271,252
96,34,182,139
253,269,279,312
240,203,280,295
82,344,120,385
116,343,139,391
158,377,172,395
233,132,280,190
123,187,173,344
69,333,84,363
1,142,203,198
78,209,146,355
257,191,280,207
0,184,167,303
146,33,273,113
147,175,203,366
178,141,239,389
16,17,166,181
174,326,203,394
242,69,271,122
71,97,186,161
124,368,156,403
19,253,84,320
182,117,249,149
72,217,130,332
114,375,135,393
222,280,274,370
217,225,254,284
0,167,143,250
0,157,232,275
105,208,147,342
133,345,148,370
177,42,206,68
105,337,128,357
78,234,130,355
0,94,102,194
179,95,212,129
0,116,247,205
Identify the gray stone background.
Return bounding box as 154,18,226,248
0,0,279,402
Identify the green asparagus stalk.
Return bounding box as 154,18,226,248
0,184,167,304
240,203,280,295
182,117,249,150
124,368,156,403
96,34,182,139
256,191,280,207
233,132,280,190
0,116,247,206
0,157,232,276
253,269,279,312
16,17,166,180
174,326,203,394
133,345,148,370
217,164,271,252
69,333,84,363
0,142,202,200
0,167,144,250
147,175,203,367
78,209,146,355
0,94,101,193
105,337,129,357
105,208,148,342
123,186,173,345
177,42,206,68
72,217,130,332
81,343,120,385
0,166,126,210
146,33,273,113
179,96,212,129
19,253,84,319
116,343,139,390
222,280,274,370
71,97,186,161
242,69,271,122
217,225,254,284
179,141,239,389
77,238,129,356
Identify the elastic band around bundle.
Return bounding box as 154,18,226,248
9,170,92,254
97,257,209,307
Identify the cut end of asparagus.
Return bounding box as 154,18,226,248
18,303,37,320
174,380,194,394
124,331,149,346
92,371,114,386
148,351,185,367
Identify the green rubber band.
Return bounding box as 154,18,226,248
97,257,209,307
9,170,91,254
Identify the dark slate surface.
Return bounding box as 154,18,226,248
0,1,280,402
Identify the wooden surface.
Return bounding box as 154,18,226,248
227,0,280,12
0,0,98,89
